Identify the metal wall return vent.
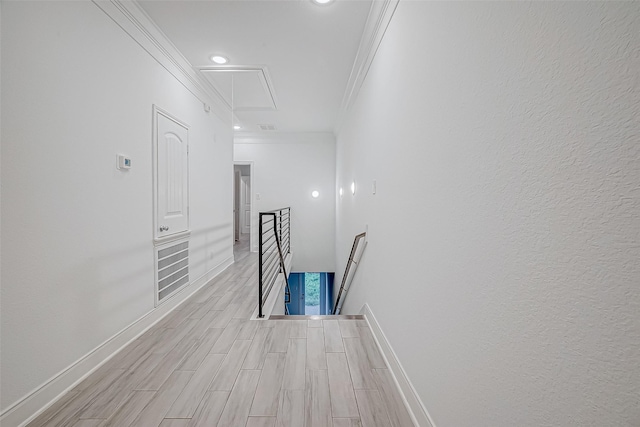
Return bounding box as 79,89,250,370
258,124,277,131
155,240,189,305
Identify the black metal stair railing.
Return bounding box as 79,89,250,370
258,207,291,318
332,232,367,315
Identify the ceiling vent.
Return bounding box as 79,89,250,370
258,124,277,131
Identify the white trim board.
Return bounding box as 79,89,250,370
234,132,335,145
233,161,256,253
337,0,399,131
91,0,230,124
362,303,436,427
198,65,279,111
0,256,234,427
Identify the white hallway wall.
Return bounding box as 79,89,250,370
336,2,640,427
1,0,233,416
235,134,335,273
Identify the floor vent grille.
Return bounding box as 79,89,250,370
155,239,189,304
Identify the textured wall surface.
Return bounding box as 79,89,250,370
1,1,233,411
335,2,640,426
235,133,336,273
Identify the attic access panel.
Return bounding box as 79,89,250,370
198,66,278,111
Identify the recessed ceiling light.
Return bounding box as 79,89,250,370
210,55,228,64
233,125,241,130
339,188,343,197
351,181,356,195
311,190,320,198
312,0,333,4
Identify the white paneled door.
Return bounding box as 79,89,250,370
155,109,189,239
241,175,251,234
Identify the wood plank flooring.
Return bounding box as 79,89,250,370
27,242,413,427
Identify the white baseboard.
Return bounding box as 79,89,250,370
361,303,436,427
0,256,234,427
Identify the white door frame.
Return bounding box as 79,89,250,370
233,161,255,252
234,169,241,242
152,105,191,246
240,175,251,234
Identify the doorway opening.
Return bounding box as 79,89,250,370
233,162,254,252
286,272,334,315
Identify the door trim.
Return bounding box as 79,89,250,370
233,161,255,251
153,105,191,245
240,174,251,234
234,170,241,242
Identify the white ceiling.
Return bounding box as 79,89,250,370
138,0,373,134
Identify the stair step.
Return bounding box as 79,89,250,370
268,314,364,320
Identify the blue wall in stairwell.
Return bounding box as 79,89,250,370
286,273,304,315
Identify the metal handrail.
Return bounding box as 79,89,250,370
332,232,367,315
258,207,291,318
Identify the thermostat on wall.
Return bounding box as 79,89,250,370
117,154,132,170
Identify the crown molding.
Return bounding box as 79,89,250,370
234,132,336,144
336,0,399,132
92,0,231,124
93,0,398,133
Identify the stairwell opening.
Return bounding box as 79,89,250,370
286,272,334,315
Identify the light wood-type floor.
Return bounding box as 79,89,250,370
27,241,414,427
